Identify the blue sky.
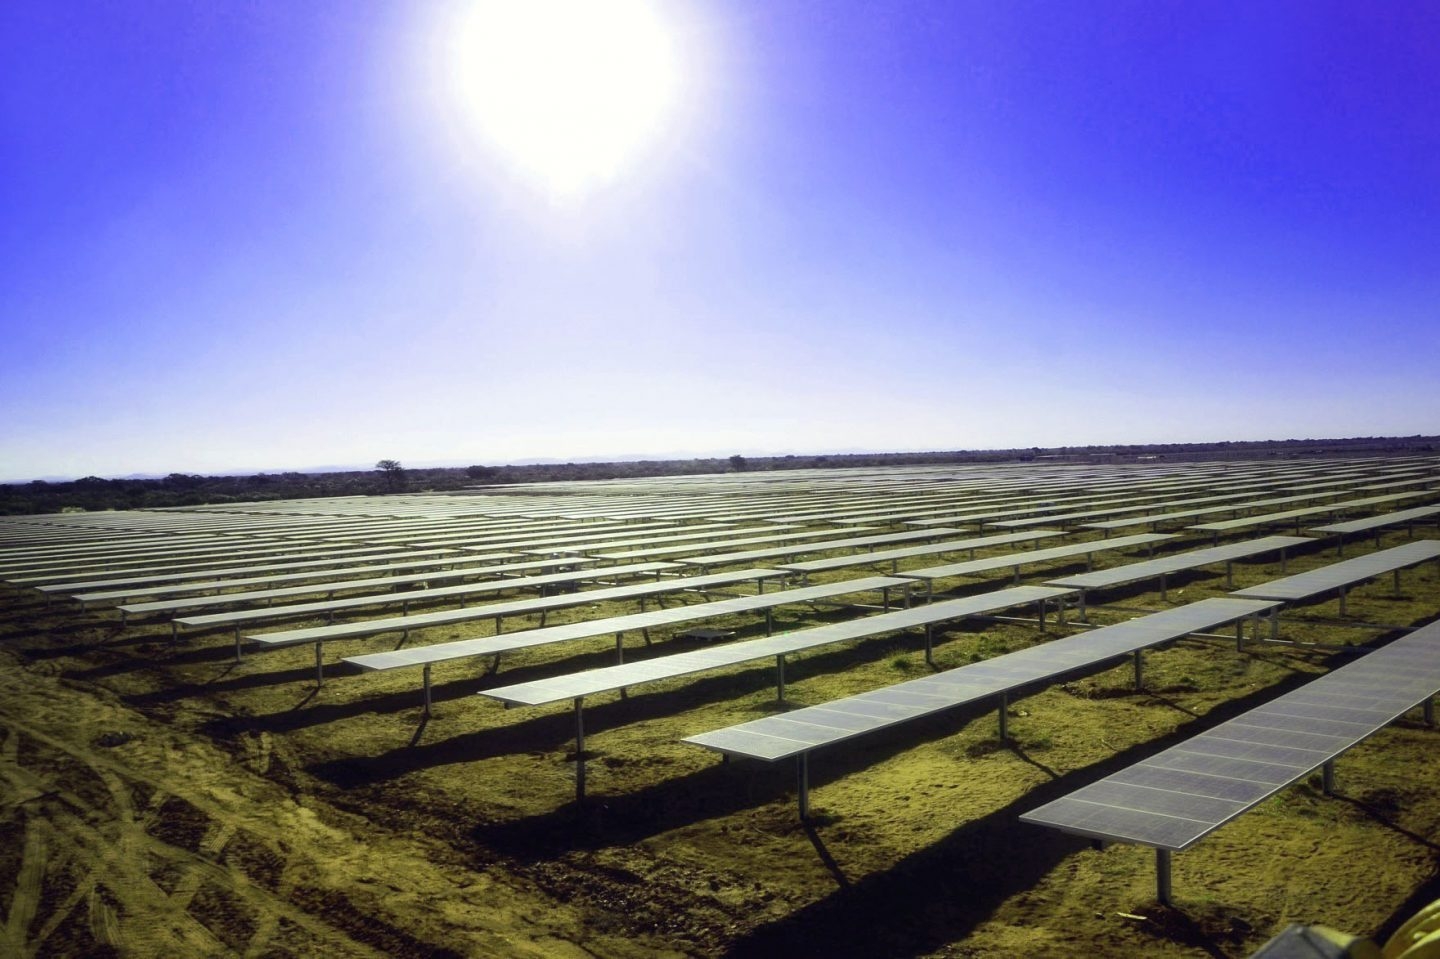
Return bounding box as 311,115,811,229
2,1,1437,481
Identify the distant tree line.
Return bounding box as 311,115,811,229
1,435,1434,515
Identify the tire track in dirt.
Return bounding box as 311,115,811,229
0,650,589,959
2,815,48,955
0,708,391,958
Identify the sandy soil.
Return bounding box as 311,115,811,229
2,522,1438,957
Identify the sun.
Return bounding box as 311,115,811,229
446,0,682,198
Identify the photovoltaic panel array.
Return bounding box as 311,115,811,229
1230,539,1440,604
1020,618,1440,851
684,596,1277,764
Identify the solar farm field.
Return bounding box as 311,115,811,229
3,456,1439,958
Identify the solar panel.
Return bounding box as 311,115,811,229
236,566,788,649
345,575,914,674
1045,535,1309,610
1231,540,1440,604
481,584,1075,709
684,596,1279,815
1020,618,1440,901
896,532,1172,595
777,529,1064,578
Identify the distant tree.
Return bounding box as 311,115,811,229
728,454,748,472
375,459,407,492
465,465,498,481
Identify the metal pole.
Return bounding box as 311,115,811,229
315,642,324,687
924,625,934,667
1339,586,1347,618
1133,649,1143,691
1425,696,1435,727
235,626,243,663
423,664,432,717
1160,572,1168,602
1322,759,1335,796
776,655,786,702
575,698,586,803
998,692,1008,740
1156,849,1173,905
797,753,810,820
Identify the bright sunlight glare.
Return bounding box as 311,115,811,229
448,0,682,198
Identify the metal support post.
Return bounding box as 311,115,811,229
1133,649,1143,691
776,655,786,702
998,692,1009,740
766,608,774,636
924,625,934,667
1394,568,1402,597
574,698,586,803
1339,586,1347,618
315,642,324,687
422,664,432,717
1321,759,1335,796
234,626,243,663
1270,610,1280,642
1236,619,1244,652
1425,696,1435,727
616,632,627,699
797,753,810,820
1225,562,1233,589
1156,849,1173,905
1037,599,1047,632
1160,573,1168,602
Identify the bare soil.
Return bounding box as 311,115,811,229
2,524,1438,957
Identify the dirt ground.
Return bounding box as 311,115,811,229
2,497,1439,957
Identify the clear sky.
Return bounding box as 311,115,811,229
2,1,1437,481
